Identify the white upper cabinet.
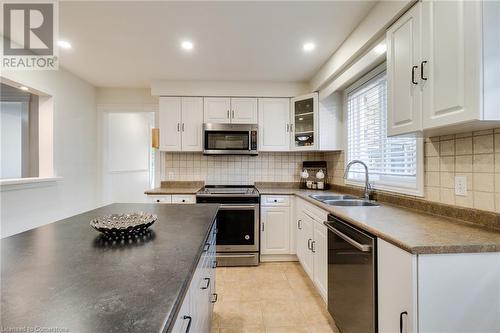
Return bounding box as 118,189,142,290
386,0,500,136
204,97,258,124
159,97,182,151
258,98,291,151
421,0,476,129
230,98,258,123
387,3,422,136
291,92,319,150
181,97,204,151
204,97,231,123
159,97,203,152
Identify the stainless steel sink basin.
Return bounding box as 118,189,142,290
323,199,380,207
309,194,358,201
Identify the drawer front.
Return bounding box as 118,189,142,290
172,195,196,204
148,195,172,203
262,195,290,207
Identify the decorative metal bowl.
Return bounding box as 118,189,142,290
90,212,157,236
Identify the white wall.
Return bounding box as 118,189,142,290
310,0,413,91
150,80,308,97
1,69,99,237
0,102,23,179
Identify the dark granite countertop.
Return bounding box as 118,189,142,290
1,203,218,333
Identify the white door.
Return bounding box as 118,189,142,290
230,98,258,124
102,112,155,204
159,97,182,151
301,215,314,279
312,221,328,301
261,207,290,255
421,0,480,129
258,98,290,151
181,97,203,151
378,239,416,333
386,3,422,136
204,97,231,123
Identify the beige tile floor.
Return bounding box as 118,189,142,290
211,262,340,333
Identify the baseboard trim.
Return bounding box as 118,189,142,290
260,254,298,262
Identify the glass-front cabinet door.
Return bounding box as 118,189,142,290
291,92,318,150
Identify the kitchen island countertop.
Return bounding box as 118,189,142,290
1,203,218,333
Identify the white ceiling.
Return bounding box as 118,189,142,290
59,1,376,88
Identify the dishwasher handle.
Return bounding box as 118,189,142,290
325,223,372,252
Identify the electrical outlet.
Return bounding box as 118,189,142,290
455,176,467,196
168,172,175,180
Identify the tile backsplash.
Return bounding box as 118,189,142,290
325,128,500,214
161,128,500,214
161,152,325,185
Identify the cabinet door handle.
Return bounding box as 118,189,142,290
400,311,408,333
227,110,230,119
286,124,289,132
421,61,428,81
411,66,418,85
182,315,192,333
177,123,180,131
231,110,235,118
212,260,217,269
261,222,265,232
311,240,316,253
297,219,302,230
307,238,312,250
181,123,185,131
201,277,210,290
211,293,218,303
203,242,210,252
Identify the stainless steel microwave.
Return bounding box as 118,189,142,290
203,123,258,155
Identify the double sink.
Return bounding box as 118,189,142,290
309,194,380,207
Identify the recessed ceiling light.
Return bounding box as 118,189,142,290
373,43,387,55
58,40,72,49
19,86,29,91
181,40,194,50
303,42,316,52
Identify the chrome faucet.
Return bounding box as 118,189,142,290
343,160,372,201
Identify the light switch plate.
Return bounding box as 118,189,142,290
455,176,467,196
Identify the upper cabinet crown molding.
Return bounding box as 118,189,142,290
387,0,500,137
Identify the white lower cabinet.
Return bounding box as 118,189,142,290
378,239,417,333
260,206,290,255
295,198,328,301
171,223,217,333
148,195,196,204
378,239,500,333
260,195,294,259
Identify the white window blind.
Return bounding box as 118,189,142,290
346,71,421,194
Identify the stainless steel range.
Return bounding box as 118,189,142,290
196,185,260,266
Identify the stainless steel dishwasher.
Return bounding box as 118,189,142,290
325,214,377,333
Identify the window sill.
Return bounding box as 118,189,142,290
0,176,62,191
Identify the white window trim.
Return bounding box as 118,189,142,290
343,63,424,197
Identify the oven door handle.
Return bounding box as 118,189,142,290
219,205,257,210
325,223,372,252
